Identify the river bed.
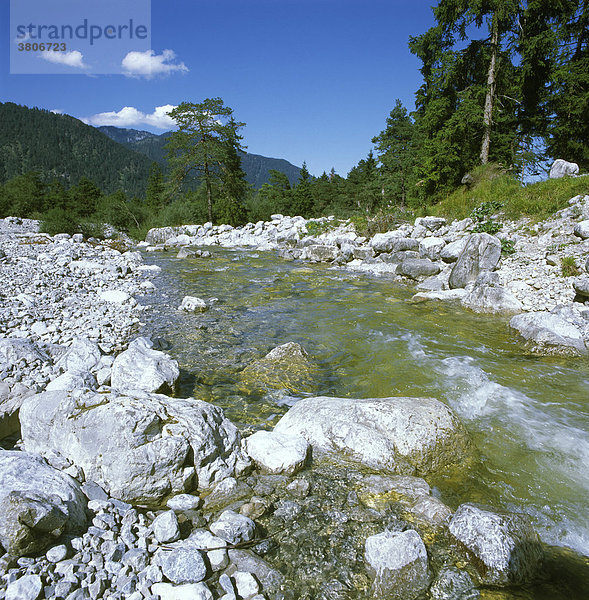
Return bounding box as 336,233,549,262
138,247,589,592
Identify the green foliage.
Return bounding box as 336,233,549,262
561,255,580,277
40,207,80,236
304,220,335,236
471,199,503,235
166,98,246,223
500,238,516,255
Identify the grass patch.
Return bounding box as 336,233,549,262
429,164,588,223
561,256,580,277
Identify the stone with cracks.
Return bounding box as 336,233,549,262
365,529,430,600
449,233,501,289
0,451,86,557
5,574,43,600
156,542,207,584
448,503,542,586
397,258,441,280
19,390,250,505
461,272,522,314
55,337,102,374
510,310,587,354
302,244,339,262
371,234,418,254
273,396,473,476
111,336,179,394
209,510,256,545
245,430,310,475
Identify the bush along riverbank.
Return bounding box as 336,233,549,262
0,213,588,600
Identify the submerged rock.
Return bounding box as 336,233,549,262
448,503,542,586
365,529,430,600
273,396,473,476
179,295,208,312
19,390,250,505
239,342,319,395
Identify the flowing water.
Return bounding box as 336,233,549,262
138,247,589,597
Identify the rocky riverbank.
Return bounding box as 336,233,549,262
144,193,589,355
1,214,588,600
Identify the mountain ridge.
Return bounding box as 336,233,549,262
97,125,302,189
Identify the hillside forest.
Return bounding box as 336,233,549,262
0,0,587,237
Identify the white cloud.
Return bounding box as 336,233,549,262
39,50,88,69
121,49,188,79
50,109,63,114
83,105,176,129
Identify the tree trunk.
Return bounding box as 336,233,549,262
481,14,500,165
204,159,213,223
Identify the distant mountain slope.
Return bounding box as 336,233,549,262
0,103,152,197
97,126,302,189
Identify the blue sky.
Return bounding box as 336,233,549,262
1,0,436,177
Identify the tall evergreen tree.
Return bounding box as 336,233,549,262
166,98,246,223
146,162,165,213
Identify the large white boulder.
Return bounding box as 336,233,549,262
273,396,473,476
0,451,87,557
461,272,522,314
549,159,579,179
510,310,587,354
111,337,179,394
19,390,250,505
449,233,501,289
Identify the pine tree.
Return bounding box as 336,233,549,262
166,98,246,223
146,162,165,213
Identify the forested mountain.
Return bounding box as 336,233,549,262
0,103,152,197
97,126,302,189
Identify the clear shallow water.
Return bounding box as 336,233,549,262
139,247,589,559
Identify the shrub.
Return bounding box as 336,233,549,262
40,207,79,236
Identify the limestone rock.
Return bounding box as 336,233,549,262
179,296,208,312
371,234,418,254
419,237,446,261
245,430,310,475
461,272,522,314
55,337,102,374
510,310,587,354
397,258,441,280
573,220,589,240
20,390,249,505
365,529,430,600
111,336,179,394
415,216,446,231
153,510,180,543
239,342,319,395
0,451,87,557
302,244,339,262
99,290,131,304
157,542,207,584
448,503,542,586
573,276,589,299
449,233,501,289
152,582,212,600
5,574,43,600
273,396,473,476
440,238,469,263
549,159,579,179
209,510,255,545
